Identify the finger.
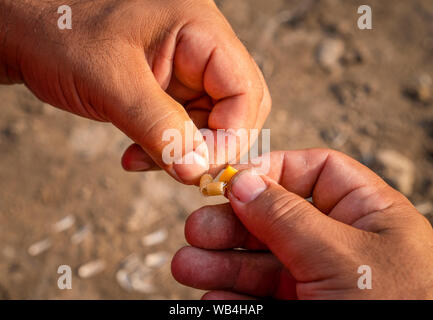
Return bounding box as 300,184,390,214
105,50,209,185
120,126,250,176
202,291,256,300
227,170,360,282
233,149,406,226
166,74,203,105
121,144,159,172
186,203,267,250
251,57,272,130
171,246,296,299
184,95,213,129
175,23,263,130
173,13,271,168
121,98,211,173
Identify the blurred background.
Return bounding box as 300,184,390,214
1,0,433,299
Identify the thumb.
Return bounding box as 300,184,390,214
227,170,353,280
105,56,209,185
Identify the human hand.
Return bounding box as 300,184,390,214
172,149,433,299
0,0,270,184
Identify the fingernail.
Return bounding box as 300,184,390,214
127,160,151,171
230,170,267,203
172,151,209,182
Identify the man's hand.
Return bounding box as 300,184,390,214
172,149,433,299
0,0,271,184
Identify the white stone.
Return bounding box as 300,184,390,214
116,254,155,294
142,229,168,247
144,252,170,268
28,239,52,256
376,150,415,195
71,226,91,244
78,259,106,278
52,215,75,233
316,38,345,71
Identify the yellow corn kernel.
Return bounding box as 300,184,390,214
219,165,238,183
200,174,214,195
204,182,226,196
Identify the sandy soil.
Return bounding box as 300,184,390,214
0,0,432,299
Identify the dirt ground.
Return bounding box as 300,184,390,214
1,0,433,299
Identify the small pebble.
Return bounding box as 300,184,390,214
316,38,345,71
144,252,170,268
52,215,75,233
129,271,155,294
71,226,91,244
405,74,432,103
376,150,415,196
78,259,106,278
116,254,154,294
142,229,168,247
28,239,52,256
